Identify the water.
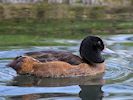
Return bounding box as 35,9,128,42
0,34,133,100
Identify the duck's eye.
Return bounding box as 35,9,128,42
97,41,101,45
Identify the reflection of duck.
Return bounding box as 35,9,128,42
10,74,104,87
9,75,104,100
8,69,104,100
8,36,113,77
79,85,103,100
9,85,103,100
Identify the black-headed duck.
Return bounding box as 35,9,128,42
8,36,113,77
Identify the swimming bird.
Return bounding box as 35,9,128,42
8,36,113,77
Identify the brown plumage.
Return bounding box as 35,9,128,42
8,56,105,78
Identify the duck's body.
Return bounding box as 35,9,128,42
10,56,105,77
8,36,111,78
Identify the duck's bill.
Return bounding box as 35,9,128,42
102,48,115,54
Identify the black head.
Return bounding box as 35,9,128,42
80,36,105,65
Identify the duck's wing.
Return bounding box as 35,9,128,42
25,51,83,65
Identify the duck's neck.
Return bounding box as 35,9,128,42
81,50,105,66
94,62,105,69
90,62,105,75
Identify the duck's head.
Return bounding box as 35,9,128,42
8,56,39,74
80,36,111,65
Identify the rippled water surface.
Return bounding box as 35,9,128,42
0,35,133,100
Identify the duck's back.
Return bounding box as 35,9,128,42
25,51,83,65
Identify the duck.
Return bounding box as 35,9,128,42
8,36,114,78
